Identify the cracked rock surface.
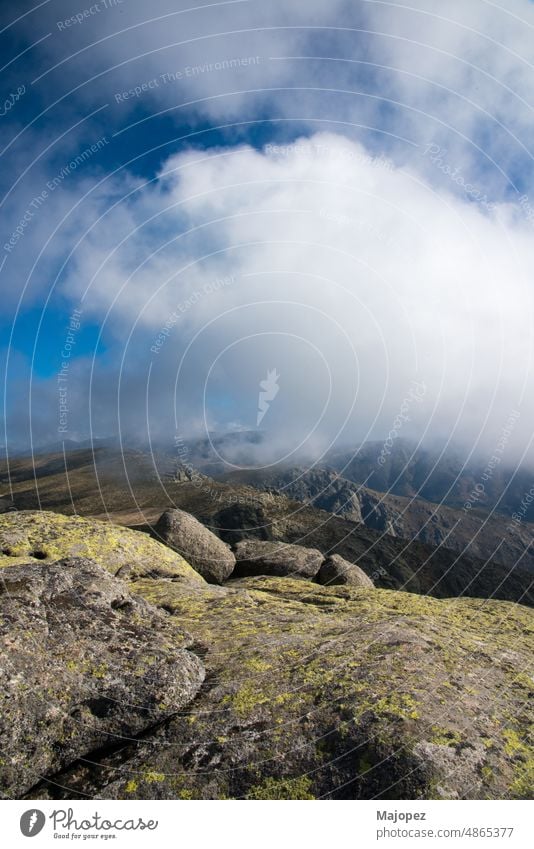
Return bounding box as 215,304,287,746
0,557,204,797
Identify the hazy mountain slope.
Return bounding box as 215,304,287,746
224,466,534,574
326,440,534,519
2,447,532,605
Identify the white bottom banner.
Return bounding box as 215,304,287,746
1,800,531,848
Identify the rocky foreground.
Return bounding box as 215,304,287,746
0,510,533,800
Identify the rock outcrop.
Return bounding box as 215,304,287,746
233,539,324,579
27,571,534,802
315,553,374,587
0,510,203,586
154,508,235,584
0,557,204,797
0,511,532,801
4,448,534,604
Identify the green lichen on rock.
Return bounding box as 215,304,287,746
0,510,203,585
0,511,530,803
247,776,315,800
429,727,465,747
502,728,534,798
0,557,205,797
29,573,531,802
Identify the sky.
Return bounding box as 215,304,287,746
2,0,534,469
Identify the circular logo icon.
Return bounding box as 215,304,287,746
20,810,46,837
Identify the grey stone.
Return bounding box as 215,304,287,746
154,508,235,584
233,539,323,579
315,553,374,587
0,557,204,797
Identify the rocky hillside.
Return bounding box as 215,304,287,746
148,490,534,607
2,448,533,606
1,510,532,801
225,466,534,574
326,439,534,520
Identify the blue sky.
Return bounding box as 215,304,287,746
2,0,534,465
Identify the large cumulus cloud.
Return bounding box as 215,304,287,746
5,131,531,466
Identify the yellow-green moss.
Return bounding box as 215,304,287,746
225,682,269,716
247,776,314,800
430,727,464,747
143,771,165,784
480,765,494,782
177,788,194,799
502,728,534,799
0,510,203,585
244,657,273,673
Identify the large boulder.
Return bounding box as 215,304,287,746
0,557,205,797
315,553,374,588
233,539,323,579
31,575,534,801
154,508,235,584
0,510,204,586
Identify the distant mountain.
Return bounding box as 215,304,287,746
2,445,533,606
171,434,534,523
4,436,121,458
11,432,534,521
324,439,534,520
224,465,534,575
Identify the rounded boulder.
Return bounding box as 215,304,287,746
154,508,236,584
315,553,374,588
233,539,323,579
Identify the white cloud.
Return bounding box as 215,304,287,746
20,0,534,188
5,0,534,463
36,131,534,464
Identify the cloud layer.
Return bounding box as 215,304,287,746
3,131,531,467
3,0,534,469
